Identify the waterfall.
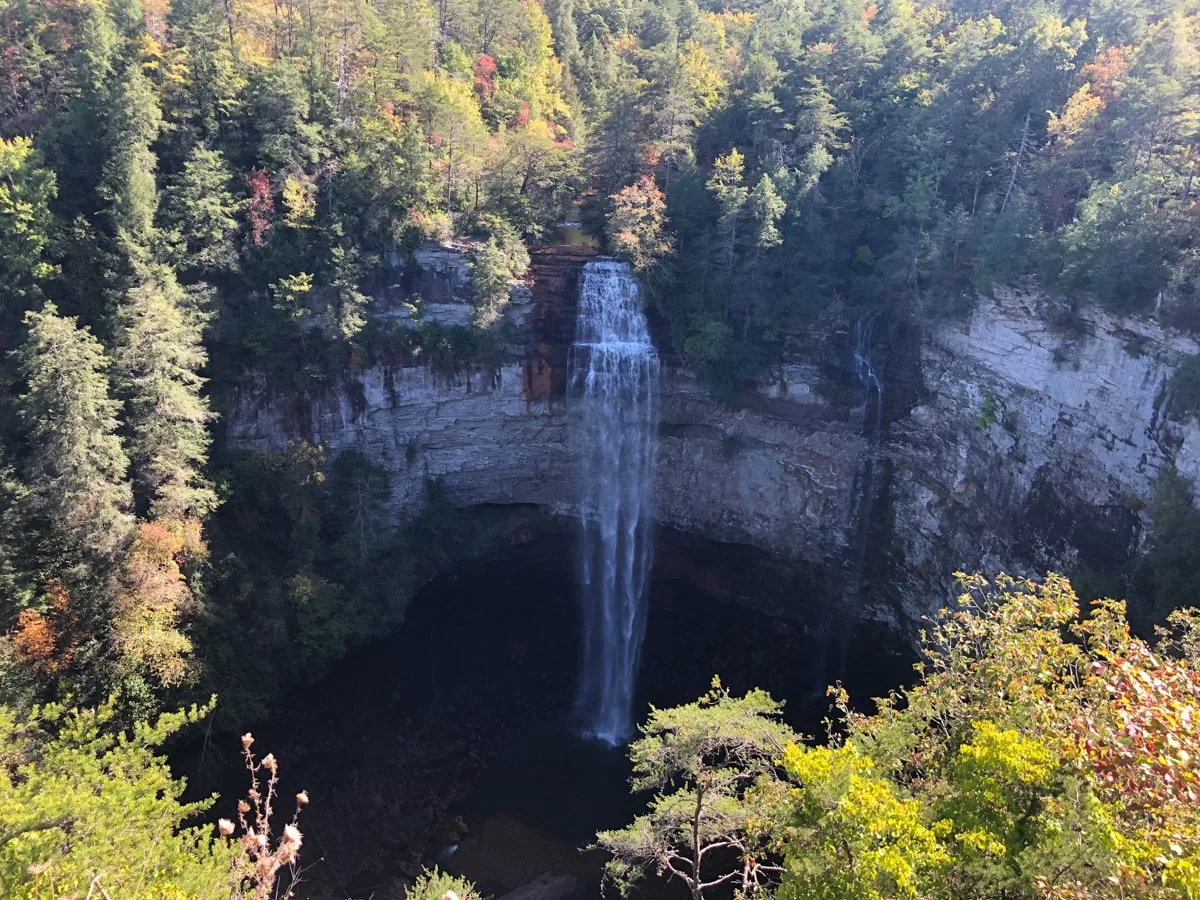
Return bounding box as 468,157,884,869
568,259,660,746
853,313,884,423
811,312,885,695
849,311,884,605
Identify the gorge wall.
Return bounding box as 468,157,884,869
226,245,1200,625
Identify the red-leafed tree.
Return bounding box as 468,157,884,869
473,54,497,97
246,169,275,247
1073,635,1200,828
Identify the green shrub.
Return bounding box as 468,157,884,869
0,700,259,900
406,867,485,900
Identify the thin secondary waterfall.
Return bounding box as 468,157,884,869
853,312,884,420
811,313,887,695
849,311,884,601
568,259,660,746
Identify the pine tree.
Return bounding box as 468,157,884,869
100,58,163,257
165,146,242,276
749,174,785,254
115,266,217,520
707,148,748,280
14,304,133,561
743,173,785,334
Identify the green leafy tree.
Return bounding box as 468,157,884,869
607,575,1200,900
0,703,308,900
0,700,232,899
0,138,58,314
1139,467,1200,624
405,867,485,900
1057,175,1183,311
777,743,946,900
469,236,515,329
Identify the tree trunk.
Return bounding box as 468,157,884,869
1001,111,1032,215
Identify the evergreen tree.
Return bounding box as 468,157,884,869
115,267,217,520
165,146,243,276
14,305,133,561
707,148,748,282
100,59,163,258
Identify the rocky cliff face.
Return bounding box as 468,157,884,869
225,245,1200,623
226,360,865,564
889,289,1200,598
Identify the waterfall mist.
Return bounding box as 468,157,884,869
568,259,660,746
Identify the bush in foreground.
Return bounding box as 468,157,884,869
600,574,1200,899
0,701,306,899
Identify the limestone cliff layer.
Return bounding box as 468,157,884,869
226,245,1200,619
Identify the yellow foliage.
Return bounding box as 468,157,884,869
281,176,317,228
681,41,724,113
1049,83,1104,144
113,518,206,689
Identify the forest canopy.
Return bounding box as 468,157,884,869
2,0,1200,892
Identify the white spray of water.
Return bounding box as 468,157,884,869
569,259,660,746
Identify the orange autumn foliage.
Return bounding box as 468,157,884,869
1080,45,1133,103
13,609,57,666
113,517,206,688
12,580,76,672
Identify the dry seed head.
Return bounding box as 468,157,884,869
218,818,235,837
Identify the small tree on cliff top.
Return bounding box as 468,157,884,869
596,678,796,900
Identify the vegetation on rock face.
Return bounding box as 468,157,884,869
1167,355,1200,423
603,574,1200,900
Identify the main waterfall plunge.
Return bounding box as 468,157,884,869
568,259,660,745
